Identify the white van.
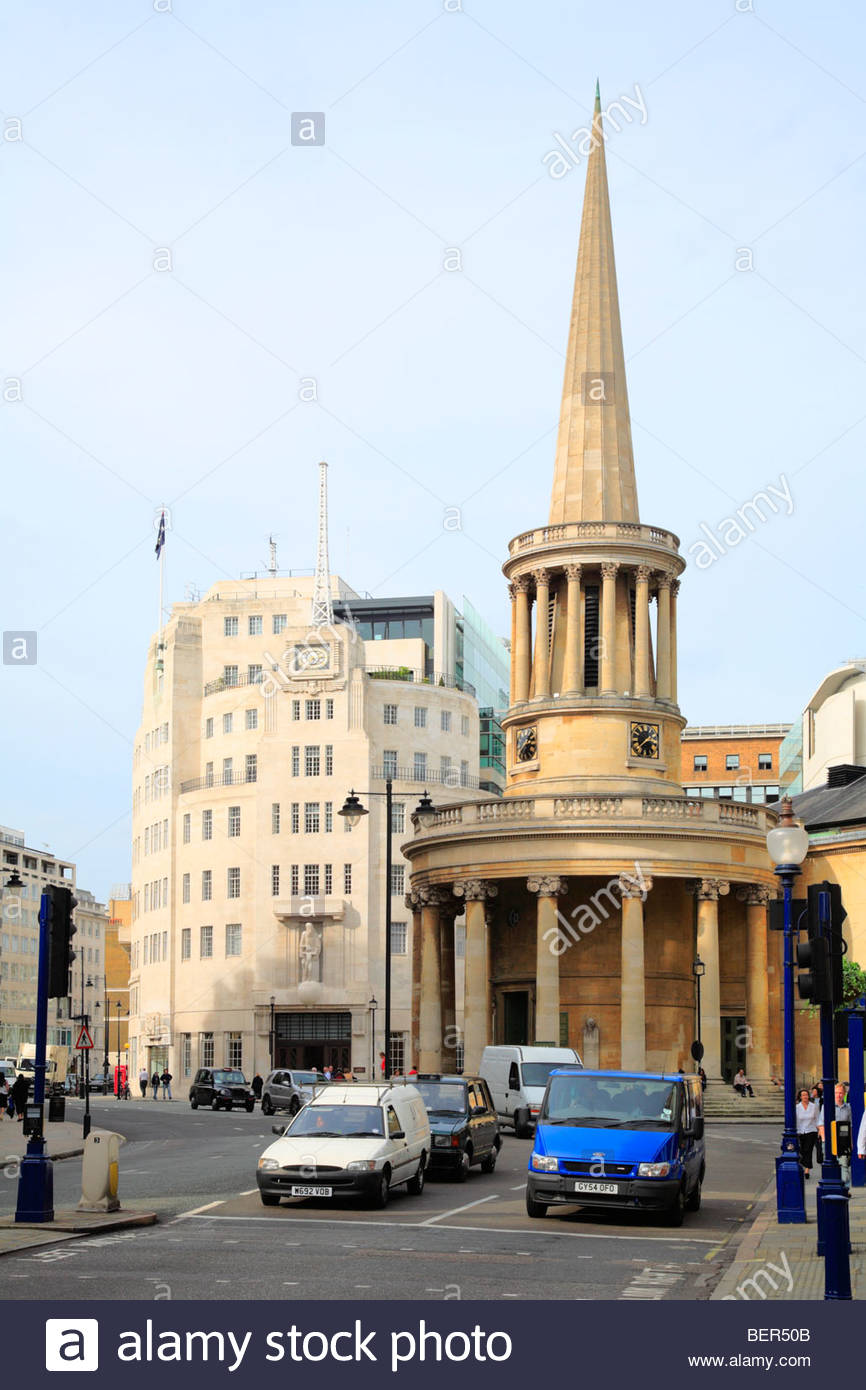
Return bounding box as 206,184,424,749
480,1045,582,1136
256,1082,430,1209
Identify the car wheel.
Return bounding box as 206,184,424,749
453,1148,471,1182
260,1192,280,1207
407,1155,426,1196
369,1169,391,1209
261,1096,274,1116
211,1097,220,1111
665,1184,686,1227
525,1189,548,1219
190,1099,198,1110
480,1148,497,1174
685,1175,703,1213
289,1097,300,1116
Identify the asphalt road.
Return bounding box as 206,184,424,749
0,1098,778,1301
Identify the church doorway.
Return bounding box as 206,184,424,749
721,1016,746,1083
500,990,530,1045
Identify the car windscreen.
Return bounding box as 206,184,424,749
287,1104,385,1137
18,1060,35,1072
292,1071,319,1086
412,1082,468,1115
521,1062,568,1087
212,1070,246,1086
541,1076,679,1130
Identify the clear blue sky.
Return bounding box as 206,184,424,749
3,0,866,899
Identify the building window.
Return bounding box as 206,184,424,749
202,809,213,841
205,762,214,787
227,1032,243,1068
225,923,242,956
758,752,772,771
441,710,451,733
200,925,213,959
245,707,258,731
273,614,287,634
383,749,398,777
693,755,708,772
390,864,405,896
202,870,212,901
765,785,780,803
291,864,299,895
460,759,469,786
144,827,150,856
391,802,405,834
414,706,427,729
325,802,333,832
205,718,214,739
291,802,300,833
304,864,320,896
306,698,321,720
181,928,191,960
326,699,334,720
413,752,427,781
455,923,465,958
291,746,300,776
272,802,281,834
390,920,407,954
718,786,733,799
223,713,233,734
224,617,238,637
325,744,333,776
222,757,233,782
227,867,241,899
305,802,320,834
461,715,470,737
305,746,320,776
324,863,333,895
248,664,263,684
440,755,453,784
181,1034,192,1076
344,863,352,894
223,665,238,687
182,873,190,904
271,864,280,896
245,754,257,783
292,700,300,721
389,1034,406,1077
182,813,191,844
228,805,241,837
200,1031,214,1067
725,754,740,770
384,703,397,725
248,615,262,635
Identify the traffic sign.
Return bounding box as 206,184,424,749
75,1025,94,1050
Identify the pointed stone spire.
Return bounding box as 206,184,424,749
549,84,639,525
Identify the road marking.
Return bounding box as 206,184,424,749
180,1213,717,1243
239,1189,257,1196
421,1195,499,1226
283,1281,299,1286
175,1199,226,1218
355,1284,371,1288
510,1183,525,1190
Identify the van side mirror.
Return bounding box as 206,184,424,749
392,1130,405,1140
683,1118,704,1141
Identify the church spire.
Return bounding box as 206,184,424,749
549,85,639,525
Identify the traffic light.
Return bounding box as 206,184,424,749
797,882,847,1007
45,885,77,999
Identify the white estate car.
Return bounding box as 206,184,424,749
256,1082,430,1209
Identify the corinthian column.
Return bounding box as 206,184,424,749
406,890,424,1067
696,879,729,1081
527,876,568,1044
600,562,618,694
739,885,772,1081
562,564,583,694
453,880,498,1072
670,578,680,705
619,875,652,1070
656,571,673,701
439,900,461,1071
634,565,652,699
513,578,531,704
532,569,551,700
418,891,444,1072
508,582,518,706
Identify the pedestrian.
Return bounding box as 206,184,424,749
733,1068,754,1098
858,1107,866,1165
323,1064,332,1082
818,1082,852,1186
252,1073,263,1101
811,1086,824,1162
151,1070,160,1098
139,1066,149,1099
796,1087,820,1178
0,1074,8,1118
160,1068,172,1100
10,1072,28,1122
379,1051,386,1078
698,1067,707,1092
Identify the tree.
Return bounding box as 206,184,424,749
841,956,866,1011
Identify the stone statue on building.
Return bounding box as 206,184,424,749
299,923,321,982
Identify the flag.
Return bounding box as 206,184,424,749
155,512,166,559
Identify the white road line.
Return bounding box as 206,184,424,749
180,1213,716,1243
174,1199,226,1218
510,1183,525,1190
421,1195,499,1226
239,1189,257,1196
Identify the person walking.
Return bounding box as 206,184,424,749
160,1068,172,1101
796,1087,820,1177
10,1072,29,1122
251,1073,263,1102
818,1083,853,1185
151,1070,160,1098
858,1107,866,1165
139,1067,149,1099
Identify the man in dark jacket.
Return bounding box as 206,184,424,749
251,1074,263,1101
10,1073,29,1121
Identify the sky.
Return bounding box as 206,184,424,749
3,0,866,900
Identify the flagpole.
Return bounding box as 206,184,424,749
156,511,166,677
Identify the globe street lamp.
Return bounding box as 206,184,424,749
692,957,705,1071
339,784,436,1079
766,795,810,1224
368,995,378,1078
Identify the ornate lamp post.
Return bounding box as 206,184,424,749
368,995,378,1078
766,796,810,1224
692,956,705,1070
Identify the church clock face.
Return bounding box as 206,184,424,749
294,644,330,672
516,726,537,762
630,722,660,759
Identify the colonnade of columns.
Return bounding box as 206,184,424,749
409,877,775,1080
508,564,679,705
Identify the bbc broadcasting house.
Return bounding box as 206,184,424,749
128,579,508,1085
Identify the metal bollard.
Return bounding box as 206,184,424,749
822,1193,852,1301
77,1130,122,1213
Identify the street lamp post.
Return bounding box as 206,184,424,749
114,1002,126,1099
339,785,436,1080
766,796,810,1224
368,995,378,1078
102,975,109,1080
76,969,94,1138
692,957,705,1071
269,996,276,1070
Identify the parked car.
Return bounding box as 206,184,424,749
88,1071,112,1094
189,1067,255,1112
525,1069,705,1227
256,1082,430,1208
0,1060,16,1087
398,1073,501,1180
260,1068,320,1116
480,1044,583,1136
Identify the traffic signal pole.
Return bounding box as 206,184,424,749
813,890,851,1297
15,891,54,1222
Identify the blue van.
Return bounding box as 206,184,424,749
526,1069,705,1226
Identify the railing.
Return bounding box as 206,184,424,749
179,772,257,794
718,802,760,827
372,765,480,791
641,796,704,818
109,882,132,900
509,520,680,556
478,799,535,821
555,796,624,817
366,667,477,697
683,723,792,738
203,673,265,696
408,792,774,835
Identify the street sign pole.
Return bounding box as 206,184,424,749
15,891,54,1223
74,1023,95,1140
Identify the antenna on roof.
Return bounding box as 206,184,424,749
268,535,278,577
311,461,334,629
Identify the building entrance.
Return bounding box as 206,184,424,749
275,1011,352,1074
500,990,530,1045
721,1016,746,1083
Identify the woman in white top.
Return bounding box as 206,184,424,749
796,1088,820,1177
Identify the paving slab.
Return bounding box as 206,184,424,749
0,1118,125,1161
0,1208,157,1258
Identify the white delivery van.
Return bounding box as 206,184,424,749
256,1082,430,1209
480,1045,582,1136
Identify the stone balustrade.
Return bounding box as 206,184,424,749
423,793,774,836
508,519,680,557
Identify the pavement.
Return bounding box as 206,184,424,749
712,1175,866,1300
0,1117,87,1160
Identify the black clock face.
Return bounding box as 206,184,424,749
516,726,537,761
630,722,660,759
